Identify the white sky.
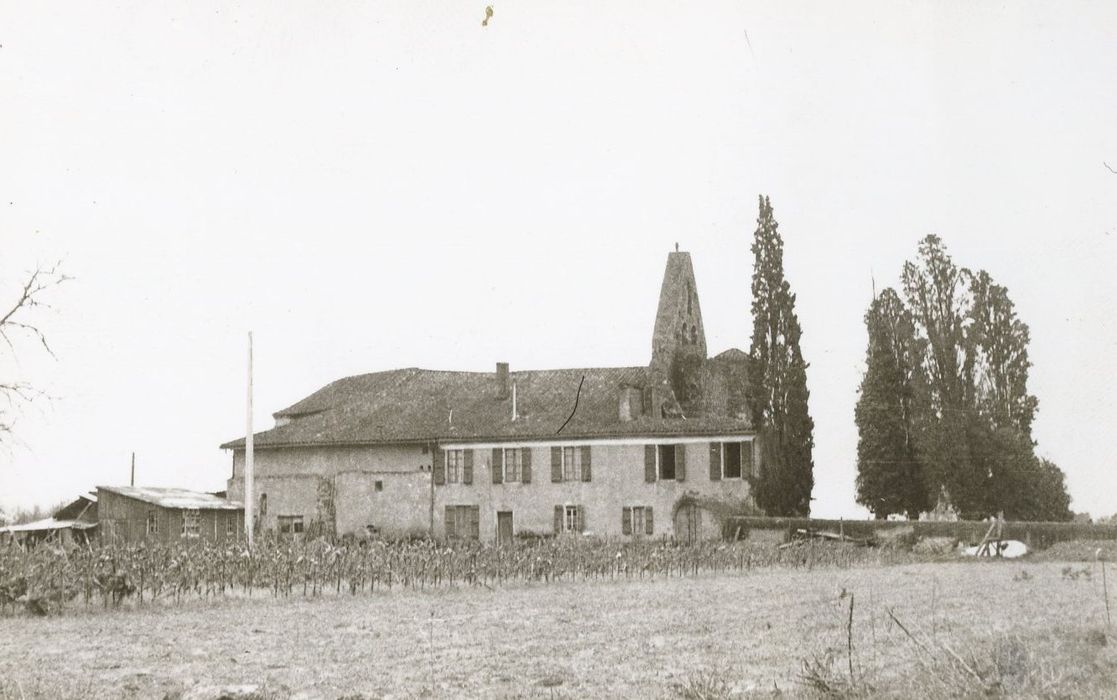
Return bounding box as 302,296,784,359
2,1,1116,519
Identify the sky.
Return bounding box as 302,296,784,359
2,1,1116,519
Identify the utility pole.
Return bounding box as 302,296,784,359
130,452,135,487
245,332,254,547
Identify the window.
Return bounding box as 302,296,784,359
564,505,579,533
645,444,686,482
503,448,521,482
658,445,676,480
225,513,236,538
554,505,585,534
182,509,200,538
724,443,742,478
623,506,655,536
375,480,383,492
259,493,267,515
146,511,159,536
278,515,305,535
447,450,463,483
550,446,591,482
445,505,480,540
562,447,580,481
717,441,754,479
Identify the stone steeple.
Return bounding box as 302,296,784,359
647,251,707,416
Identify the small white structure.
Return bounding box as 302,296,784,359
962,539,1028,559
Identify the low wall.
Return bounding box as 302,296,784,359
724,516,1117,550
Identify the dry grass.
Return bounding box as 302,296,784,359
0,560,1114,699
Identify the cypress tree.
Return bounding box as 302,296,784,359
747,195,814,516
854,289,929,519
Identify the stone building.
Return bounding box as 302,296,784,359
223,250,758,542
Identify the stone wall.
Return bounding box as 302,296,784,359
434,441,755,541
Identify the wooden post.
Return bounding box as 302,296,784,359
245,332,254,548
130,452,135,487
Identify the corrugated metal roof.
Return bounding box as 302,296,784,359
98,486,243,510
0,517,96,533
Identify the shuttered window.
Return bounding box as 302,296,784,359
446,450,463,483
724,442,742,478
647,444,686,481
562,447,579,481
146,511,159,536
556,505,584,534
503,448,522,482
445,505,480,540
622,506,655,537
657,445,676,479
551,445,591,482
714,441,754,479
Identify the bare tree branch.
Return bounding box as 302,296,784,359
0,261,70,441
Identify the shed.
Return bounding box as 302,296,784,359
96,486,244,544
0,492,98,547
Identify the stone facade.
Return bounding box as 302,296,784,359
227,444,435,537
224,249,760,541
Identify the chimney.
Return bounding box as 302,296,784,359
619,386,644,422
496,362,510,399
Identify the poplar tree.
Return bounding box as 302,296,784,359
895,235,1070,521
967,270,1038,439
747,195,814,516
854,289,929,519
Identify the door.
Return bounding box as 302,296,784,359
675,504,700,543
497,511,513,546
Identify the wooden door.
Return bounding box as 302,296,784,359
497,511,513,546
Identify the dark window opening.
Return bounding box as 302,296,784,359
259,493,267,515
375,480,384,492
278,515,304,535
658,445,676,480
725,443,742,478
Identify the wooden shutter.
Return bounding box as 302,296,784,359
622,507,632,535
709,442,722,481
444,505,455,538
744,440,755,478
551,446,562,482
492,448,503,484
580,445,592,482
470,506,480,540
675,444,687,481
463,450,474,484
644,445,657,482
553,505,563,534
576,505,585,533
521,448,532,483
645,507,654,535
433,449,446,485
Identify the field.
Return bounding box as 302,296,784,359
1,556,1115,699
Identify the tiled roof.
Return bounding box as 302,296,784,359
222,356,754,450
98,486,243,510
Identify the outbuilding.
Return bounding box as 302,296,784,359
0,492,99,547
96,486,244,544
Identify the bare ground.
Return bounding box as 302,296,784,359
1,560,1115,699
